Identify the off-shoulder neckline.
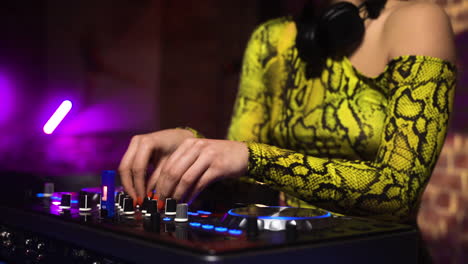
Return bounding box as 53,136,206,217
342,55,457,80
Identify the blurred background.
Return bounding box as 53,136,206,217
0,0,467,263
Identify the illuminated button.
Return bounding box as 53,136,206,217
201,224,214,230
187,212,199,216
189,222,201,227
215,227,228,232
197,210,212,215
162,217,171,221
228,229,242,235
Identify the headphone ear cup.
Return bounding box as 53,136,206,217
295,2,366,78
318,2,364,57
295,21,322,66
296,21,327,78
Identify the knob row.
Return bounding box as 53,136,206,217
58,192,189,222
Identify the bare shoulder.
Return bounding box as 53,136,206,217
382,1,456,63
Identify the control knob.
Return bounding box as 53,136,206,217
115,192,124,207
79,192,92,211
123,197,135,215
145,200,158,217
25,238,35,248
0,231,12,240
37,242,46,251
141,197,151,214
119,194,128,212
43,182,54,197
286,220,298,241
165,198,177,216
60,194,71,209
174,203,189,222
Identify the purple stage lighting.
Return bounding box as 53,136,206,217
0,73,14,124
43,100,72,134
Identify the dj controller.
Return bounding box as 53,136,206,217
0,171,419,264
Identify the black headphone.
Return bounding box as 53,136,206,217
295,0,387,78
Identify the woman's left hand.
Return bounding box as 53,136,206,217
151,138,249,203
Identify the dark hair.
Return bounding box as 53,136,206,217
295,0,387,78
363,0,387,19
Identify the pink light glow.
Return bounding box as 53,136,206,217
102,186,108,201
43,100,72,134
0,73,14,124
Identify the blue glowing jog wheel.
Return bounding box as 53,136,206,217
223,206,333,231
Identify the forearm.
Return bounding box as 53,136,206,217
246,141,429,222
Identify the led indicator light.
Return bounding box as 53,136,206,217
102,186,108,201
163,217,171,221
215,227,228,232
228,229,242,235
202,224,214,230
189,222,201,227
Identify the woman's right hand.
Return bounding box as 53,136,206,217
118,128,196,202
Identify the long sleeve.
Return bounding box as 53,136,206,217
245,56,457,222
227,19,283,142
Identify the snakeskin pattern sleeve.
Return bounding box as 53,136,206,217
228,19,457,222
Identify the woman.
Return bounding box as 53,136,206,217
118,0,456,223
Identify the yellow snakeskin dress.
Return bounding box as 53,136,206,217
227,18,457,222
